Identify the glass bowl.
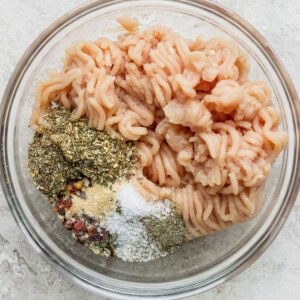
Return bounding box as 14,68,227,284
1,0,299,298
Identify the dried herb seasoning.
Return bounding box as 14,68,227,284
143,212,186,251
115,205,122,215
28,133,81,201
28,107,138,202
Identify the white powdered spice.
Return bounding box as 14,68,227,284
101,183,172,262
117,183,172,219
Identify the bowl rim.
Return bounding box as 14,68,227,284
1,0,300,298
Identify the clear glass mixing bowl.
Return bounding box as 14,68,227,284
1,0,299,298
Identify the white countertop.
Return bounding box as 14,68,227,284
0,1,299,299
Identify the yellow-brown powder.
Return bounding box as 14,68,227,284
70,184,116,219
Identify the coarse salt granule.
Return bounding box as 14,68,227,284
101,183,172,262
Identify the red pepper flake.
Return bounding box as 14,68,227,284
53,198,63,211
64,199,73,209
67,185,73,192
74,219,86,232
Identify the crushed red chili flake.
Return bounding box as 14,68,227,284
52,185,117,257
74,219,86,232
79,190,87,199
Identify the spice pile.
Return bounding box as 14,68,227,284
28,106,187,262
28,107,138,201
53,179,117,256
70,183,118,219
102,183,186,262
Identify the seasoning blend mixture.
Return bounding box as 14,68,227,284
28,107,185,261
102,183,185,262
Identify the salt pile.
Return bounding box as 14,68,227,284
101,183,172,262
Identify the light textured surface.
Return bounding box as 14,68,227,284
0,0,299,299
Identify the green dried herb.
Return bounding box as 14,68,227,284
28,107,138,202
28,133,81,201
116,205,122,215
143,212,186,251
